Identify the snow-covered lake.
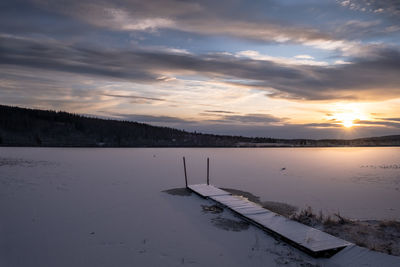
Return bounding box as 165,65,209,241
1,147,399,266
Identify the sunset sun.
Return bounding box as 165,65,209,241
342,118,354,128
329,103,370,129
334,112,358,128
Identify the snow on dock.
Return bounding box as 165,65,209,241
187,184,231,197
188,184,351,258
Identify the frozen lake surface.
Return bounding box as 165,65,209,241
1,147,399,266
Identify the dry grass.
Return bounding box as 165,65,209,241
379,220,400,231
222,188,400,256
291,207,400,256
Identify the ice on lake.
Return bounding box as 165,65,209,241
1,147,399,266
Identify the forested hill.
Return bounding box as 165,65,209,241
0,105,266,147
0,105,399,147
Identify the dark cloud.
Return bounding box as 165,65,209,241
0,0,398,52
355,120,400,128
107,112,285,126
20,0,397,52
203,110,236,114
0,65,106,110
1,34,399,101
107,112,193,124
0,36,157,82
209,114,285,124
378,117,400,122
333,20,391,40
103,93,165,102
302,122,342,128
28,0,335,46
183,122,400,139
0,1,96,37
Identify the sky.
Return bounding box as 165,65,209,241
1,0,400,139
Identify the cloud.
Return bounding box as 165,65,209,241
103,93,165,102
336,0,400,37
237,50,329,66
30,0,361,52
294,55,314,59
106,112,193,124
2,0,396,61
378,117,400,122
0,35,156,82
355,119,400,128
301,122,342,128
93,111,399,139
106,111,288,131
156,75,177,82
198,112,286,125
334,60,352,65
203,110,236,114
209,113,285,125
183,121,400,139
338,0,400,18
1,34,400,101
2,0,397,57
105,8,175,31
333,19,385,39
108,112,285,127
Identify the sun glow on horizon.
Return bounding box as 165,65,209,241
342,118,354,128
328,103,370,129
334,112,357,128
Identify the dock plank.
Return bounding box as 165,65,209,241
247,212,351,252
211,195,268,215
188,184,231,197
188,184,351,257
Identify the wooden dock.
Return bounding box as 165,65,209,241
188,184,351,258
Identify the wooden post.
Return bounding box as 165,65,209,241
207,157,210,185
183,157,188,188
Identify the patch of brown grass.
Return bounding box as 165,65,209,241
379,220,400,231
291,207,400,256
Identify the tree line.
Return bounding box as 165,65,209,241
0,105,398,147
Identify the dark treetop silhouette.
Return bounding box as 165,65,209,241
0,105,399,147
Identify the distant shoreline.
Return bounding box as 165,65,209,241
1,105,399,147
1,145,399,148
